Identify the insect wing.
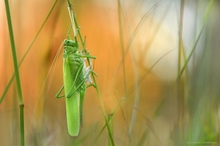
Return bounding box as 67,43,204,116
63,57,80,136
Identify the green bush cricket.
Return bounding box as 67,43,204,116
55,29,96,136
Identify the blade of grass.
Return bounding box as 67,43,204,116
177,0,215,80
177,0,185,76
117,0,129,140
176,0,185,144
186,0,216,142
0,0,58,104
137,130,147,146
114,1,164,78
125,48,177,140
135,108,163,146
108,113,114,146
94,97,125,143
4,0,24,145
127,48,176,97
128,36,141,143
176,0,215,144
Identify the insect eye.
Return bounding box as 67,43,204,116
64,39,77,47
64,39,69,45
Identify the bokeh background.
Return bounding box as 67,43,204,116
1,0,220,145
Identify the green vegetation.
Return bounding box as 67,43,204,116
1,0,218,145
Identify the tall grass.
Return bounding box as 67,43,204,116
0,0,219,145
1,0,58,145
4,0,25,145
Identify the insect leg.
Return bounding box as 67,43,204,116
66,62,93,98
66,63,84,98
55,86,65,98
79,84,86,129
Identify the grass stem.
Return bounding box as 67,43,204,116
0,0,58,104
4,0,24,145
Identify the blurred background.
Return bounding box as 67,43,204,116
0,0,219,145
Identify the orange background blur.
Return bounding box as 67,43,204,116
1,0,219,145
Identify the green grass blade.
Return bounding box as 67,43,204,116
20,104,25,145
4,0,24,145
137,130,147,146
135,108,163,146
127,48,176,97
117,0,127,99
108,113,114,146
0,0,58,104
94,98,124,143
177,0,185,75
177,0,215,79
114,1,164,77
4,0,23,103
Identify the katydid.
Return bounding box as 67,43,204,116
55,33,96,137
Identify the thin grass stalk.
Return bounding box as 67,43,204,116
135,108,163,145
177,0,215,79
75,14,116,146
4,0,23,105
114,1,163,78
185,0,215,142
137,130,147,146
89,74,115,146
115,0,129,139
178,0,185,76
117,0,130,140
94,98,124,143
19,103,24,145
67,1,115,145
176,0,185,144
4,0,24,145
128,32,141,145
127,48,175,99
0,0,58,104
175,0,215,144
117,0,127,102
67,0,76,36
108,114,114,146
217,103,220,143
